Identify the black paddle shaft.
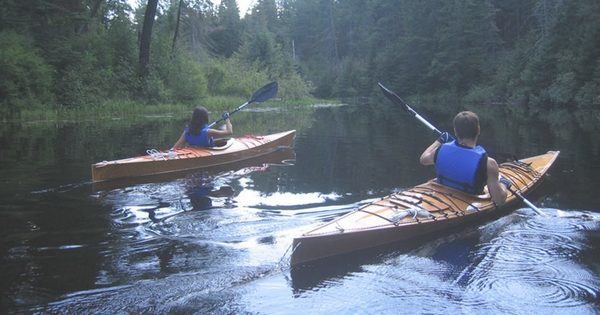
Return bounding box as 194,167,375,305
378,82,442,136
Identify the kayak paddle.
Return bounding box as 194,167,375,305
506,186,547,216
208,81,279,128
378,82,442,136
378,82,546,216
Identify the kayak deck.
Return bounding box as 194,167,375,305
291,150,560,267
92,147,296,191
92,130,296,182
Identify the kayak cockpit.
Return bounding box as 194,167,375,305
207,138,234,150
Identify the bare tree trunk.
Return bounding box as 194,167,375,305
327,0,340,70
171,0,184,56
79,0,104,33
139,0,159,80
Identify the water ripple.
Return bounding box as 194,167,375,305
457,212,600,311
467,273,598,308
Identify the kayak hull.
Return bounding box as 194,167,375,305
92,147,295,191
92,130,296,182
291,151,560,267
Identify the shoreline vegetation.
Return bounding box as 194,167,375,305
13,97,336,124
1,1,598,127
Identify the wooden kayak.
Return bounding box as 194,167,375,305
290,150,560,267
92,147,296,191
91,130,296,182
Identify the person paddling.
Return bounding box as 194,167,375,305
172,106,233,149
419,111,511,206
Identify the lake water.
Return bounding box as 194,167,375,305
1,102,599,314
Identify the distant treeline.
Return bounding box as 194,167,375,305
1,0,599,120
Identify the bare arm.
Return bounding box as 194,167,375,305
486,157,508,206
172,131,187,149
207,118,233,139
420,140,441,166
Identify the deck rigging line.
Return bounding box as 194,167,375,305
357,207,400,225
410,186,479,216
394,191,447,213
387,195,440,222
411,186,470,212
504,170,532,188
501,162,539,186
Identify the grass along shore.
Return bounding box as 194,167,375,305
14,96,333,123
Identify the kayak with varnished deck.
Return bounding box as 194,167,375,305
290,150,560,267
91,130,296,182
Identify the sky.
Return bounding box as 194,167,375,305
233,0,254,17
209,0,256,17
128,0,255,17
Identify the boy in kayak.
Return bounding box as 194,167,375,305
172,106,233,149
419,111,511,206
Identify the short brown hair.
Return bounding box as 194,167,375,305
453,111,479,140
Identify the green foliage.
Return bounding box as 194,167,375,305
210,0,243,57
277,73,315,100
153,53,209,103
278,0,599,125
53,21,138,105
205,58,270,97
464,85,497,106
1,0,598,125
237,30,292,78
494,0,600,116
56,51,110,106
574,59,600,107
205,56,313,100
0,31,53,118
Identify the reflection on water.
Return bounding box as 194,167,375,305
0,103,599,313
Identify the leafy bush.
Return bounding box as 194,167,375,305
52,25,138,106
574,59,600,110
148,37,208,103
277,73,315,100
0,31,53,118
464,85,497,106
205,58,270,96
544,71,577,105
56,50,112,106
166,55,208,102
205,57,313,100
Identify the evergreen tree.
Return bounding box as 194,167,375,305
210,0,243,57
0,0,598,120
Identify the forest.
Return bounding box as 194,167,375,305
1,0,599,123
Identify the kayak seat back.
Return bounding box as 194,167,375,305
210,138,234,150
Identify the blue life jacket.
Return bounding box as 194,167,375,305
435,140,488,194
184,126,214,147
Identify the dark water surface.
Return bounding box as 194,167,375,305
1,103,599,314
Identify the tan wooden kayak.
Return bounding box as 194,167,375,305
91,130,296,182
92,147,296,191
291,150,560,267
